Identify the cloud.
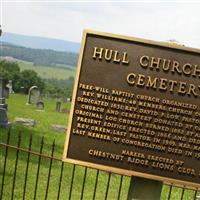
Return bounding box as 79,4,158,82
2,2,200,48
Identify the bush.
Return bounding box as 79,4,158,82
0,60,45,93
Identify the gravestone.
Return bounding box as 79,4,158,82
0,78,5,108
68,96,72,102
0,78,11,127
0,108,12,128
50,124,67,133
62,96,72,103
4,83,9,98
27,86,40,105
15,118,36,127
0,78,9,109
7,80,14,94
36,101,44,111
55,101,61,112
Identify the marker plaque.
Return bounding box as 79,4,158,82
63,30,200,189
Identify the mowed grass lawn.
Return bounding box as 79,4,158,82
0,94,199,199
18,61,75,80
1,93,70,155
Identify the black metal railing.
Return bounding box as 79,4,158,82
0,129,199,200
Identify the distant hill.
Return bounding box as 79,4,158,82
1,43,78,67
1,32,80,53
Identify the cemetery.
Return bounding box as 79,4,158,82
1,0,200,198
0,81,133,200
1,30,200,200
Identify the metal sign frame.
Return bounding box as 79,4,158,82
63,30,200,190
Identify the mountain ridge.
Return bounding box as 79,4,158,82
1,32,80,53
1,42,78,67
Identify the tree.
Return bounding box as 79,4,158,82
0,60,20,80
0,60,45,93
19,70,45,93
44,77,74,99
0,60,74,97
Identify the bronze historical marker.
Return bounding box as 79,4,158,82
63,30,200,189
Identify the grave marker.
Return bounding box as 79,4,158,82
56,101,61,112
7,80,14,94
36,100,44,111
0,78,9,109
0,78,11,127
27,86,40,105
0,108,12,128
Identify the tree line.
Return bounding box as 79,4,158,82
1,43,78,67
0,60,73,98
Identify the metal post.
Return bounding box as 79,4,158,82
127,177,163,200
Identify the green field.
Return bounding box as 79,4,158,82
0,94,199,200
18,61,76,80
0,94,70,156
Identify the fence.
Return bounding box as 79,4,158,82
0,129,199,200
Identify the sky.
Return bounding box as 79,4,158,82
1,1,200,49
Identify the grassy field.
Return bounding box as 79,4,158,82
18,60,76,80
1,93,70,155
0,94,199,200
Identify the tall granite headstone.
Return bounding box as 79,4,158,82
0,78,9,110
0,78,11,127
0,108,12,127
